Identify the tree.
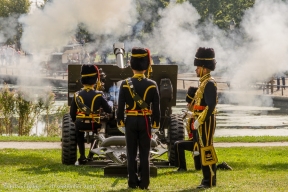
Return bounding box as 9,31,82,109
214,0,255,29
7,0,31,15
0,0,9,17
0,0,31,48
134,0,167,35
188,0,255,29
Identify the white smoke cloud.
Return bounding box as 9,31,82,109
0,0,138,102
144,2,233,74
145,2,201,64
2,0,288,108
224,0,288,106
19,0,137,55
233,0,288,82
142,0,288,107
0,15,19,45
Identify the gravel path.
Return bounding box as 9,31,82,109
1,142,288,149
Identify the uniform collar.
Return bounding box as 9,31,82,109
132,74,146,79
199,73,211,83
82,85,95,90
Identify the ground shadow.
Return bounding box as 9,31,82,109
104,186,207,192
0,149,104,176
18,163,103,177
213,161,288,171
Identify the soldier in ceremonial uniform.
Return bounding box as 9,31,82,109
174,86,201,172
175,85,232,173
174,87,233,172
117,47,160,189
70,64,112,164
192,47,218,189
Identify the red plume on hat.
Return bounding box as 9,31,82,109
194,47,216,71
130,47,150,71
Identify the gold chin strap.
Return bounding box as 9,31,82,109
199,67,204,77
96,80,101,91
147,65,153,78
147,56,153,78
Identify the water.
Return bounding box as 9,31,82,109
173,103,288,137
30,100,67,136
28,101,288,137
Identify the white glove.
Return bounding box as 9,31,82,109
186,111,194,119
193,151,200,156
193,119,200,129
108,101,113,108
151,128,158,134
118,127,125,134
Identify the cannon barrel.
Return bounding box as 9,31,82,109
113,43,125,68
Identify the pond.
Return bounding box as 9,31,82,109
173,103,288,137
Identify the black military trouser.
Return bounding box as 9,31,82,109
125,116,151,189
174,136,201,170
198,114,217,187
75,120,101,159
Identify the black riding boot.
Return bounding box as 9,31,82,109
87,141,96,161
78,141,87,164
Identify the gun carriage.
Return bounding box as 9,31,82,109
61,43,185,176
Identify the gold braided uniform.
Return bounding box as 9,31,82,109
116,73,160,189
173,86,201,171
192,73,217,187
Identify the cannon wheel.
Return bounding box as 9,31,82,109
61,113,77,165
167,114,185,166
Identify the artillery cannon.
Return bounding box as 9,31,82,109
61,43,184,176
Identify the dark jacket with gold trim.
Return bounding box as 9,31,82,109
70,86,112,122
116,74,160,128
192,73,217,124
185,86,198,138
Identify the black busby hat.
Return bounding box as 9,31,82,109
80,64,98,85
130,47,151,71
194,47,216,71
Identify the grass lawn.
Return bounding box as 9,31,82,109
0,136,61,142
1,135,288,143
0,147,288,192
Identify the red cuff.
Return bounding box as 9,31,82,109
188,133,193,139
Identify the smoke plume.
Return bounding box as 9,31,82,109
2,0,288,108
19,0,137,55
0,15,19,45
143,0,288,107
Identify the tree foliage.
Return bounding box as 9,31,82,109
0,85,68,136
133,0,256,40
0,0,30,17
0,0,257,47
135,0,168,34
0,0,30,47
188,0,255,29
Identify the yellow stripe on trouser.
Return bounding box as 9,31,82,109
193,142,199,152
198,115,215,187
